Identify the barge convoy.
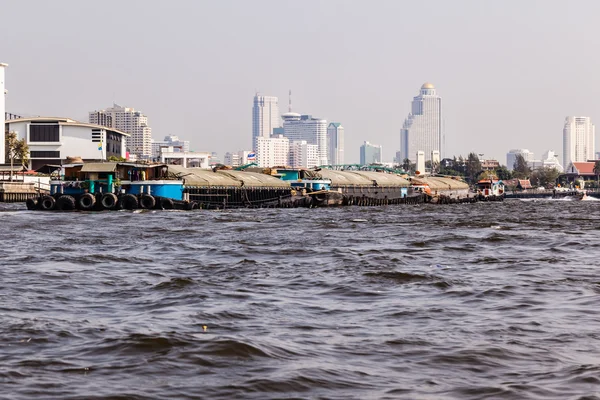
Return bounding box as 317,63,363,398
25,162,493,211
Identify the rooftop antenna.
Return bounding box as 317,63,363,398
288,89,292,112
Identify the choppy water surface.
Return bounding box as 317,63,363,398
1,199,600,399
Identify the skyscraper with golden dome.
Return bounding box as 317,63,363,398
400,83,443,164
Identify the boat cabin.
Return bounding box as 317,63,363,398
476,179,505,197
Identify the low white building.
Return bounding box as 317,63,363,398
160,148,210,168
256,135,289,167
5,117,129,170
151,135,190,159
224,150,254,167
290,140,319,168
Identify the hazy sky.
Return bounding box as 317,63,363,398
3,0,600,164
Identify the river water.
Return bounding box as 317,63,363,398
1,199,600,399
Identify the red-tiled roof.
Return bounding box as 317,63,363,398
518,179,532,189
572,162,595,175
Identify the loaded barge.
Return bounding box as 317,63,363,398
25,162,487,211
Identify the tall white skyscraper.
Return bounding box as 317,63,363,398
0,63,7,164
563,116,595,168
252,94,280,148
89,104,152,158
282,113,328,166
400,83,442,163
327,122,344,165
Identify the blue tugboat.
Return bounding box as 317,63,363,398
28,162,192,211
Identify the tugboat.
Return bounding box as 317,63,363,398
26,162,194,211
475,179,505,201
273,168,344,207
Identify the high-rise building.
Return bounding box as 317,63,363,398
252,94,280,148
89,104,152,158
0,62,7,164
290,140,319,168
282,113,328,165
360,141,382,164
563,116,595,168
506,149,535,171
400,83,443,163
256,135,289,167
327,122,344,165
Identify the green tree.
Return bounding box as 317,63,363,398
594,160,600,188
465,152,482,184
530,167,560,188
6,131,29,180
402,158,411,172
438,157,464,177
512,154,531,179
495,165,512,180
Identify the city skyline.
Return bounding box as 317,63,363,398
4,1,600,164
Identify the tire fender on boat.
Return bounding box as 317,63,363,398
78,193,96,210
26,197,38,210
56,195,76,211
139,194,156,209
101,193,119,210
119,194,139,210
40,195,56,211
159,197,174,210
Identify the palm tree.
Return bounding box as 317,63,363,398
6,131,29,181
593,160,600,190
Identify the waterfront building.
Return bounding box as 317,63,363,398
290,140,319,168
506,149,535,171
563,116,595,168
400,83,443,163
0,63,6,164
160,149,210,168
282,113,328,165
5,117,129,170
89,104,152,159
256,135,289,167
480,159,500,171
252,94,280,148
360,141,382,164
151,135,190,159
327,122,344,165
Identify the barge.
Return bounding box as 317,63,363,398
25,162,497,211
